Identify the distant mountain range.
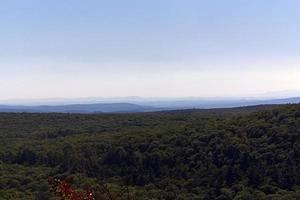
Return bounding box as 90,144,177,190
0,103,156,113
0,96,300,113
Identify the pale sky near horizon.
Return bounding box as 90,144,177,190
1,0,300,99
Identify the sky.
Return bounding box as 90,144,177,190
1,0,300,99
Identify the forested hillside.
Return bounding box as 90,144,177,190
0,104,300,199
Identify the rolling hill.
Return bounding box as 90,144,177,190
0,97,300,113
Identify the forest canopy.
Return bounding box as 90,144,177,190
0,104,300,199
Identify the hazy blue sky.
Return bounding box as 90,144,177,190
1,0,300,99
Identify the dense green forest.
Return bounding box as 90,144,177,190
1,104,300,199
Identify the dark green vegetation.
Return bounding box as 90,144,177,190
1,104,300,199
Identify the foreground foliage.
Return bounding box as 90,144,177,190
0,105,300,199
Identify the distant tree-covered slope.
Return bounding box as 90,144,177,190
0,104,300,199
0,103,156,113
0,96,300,113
